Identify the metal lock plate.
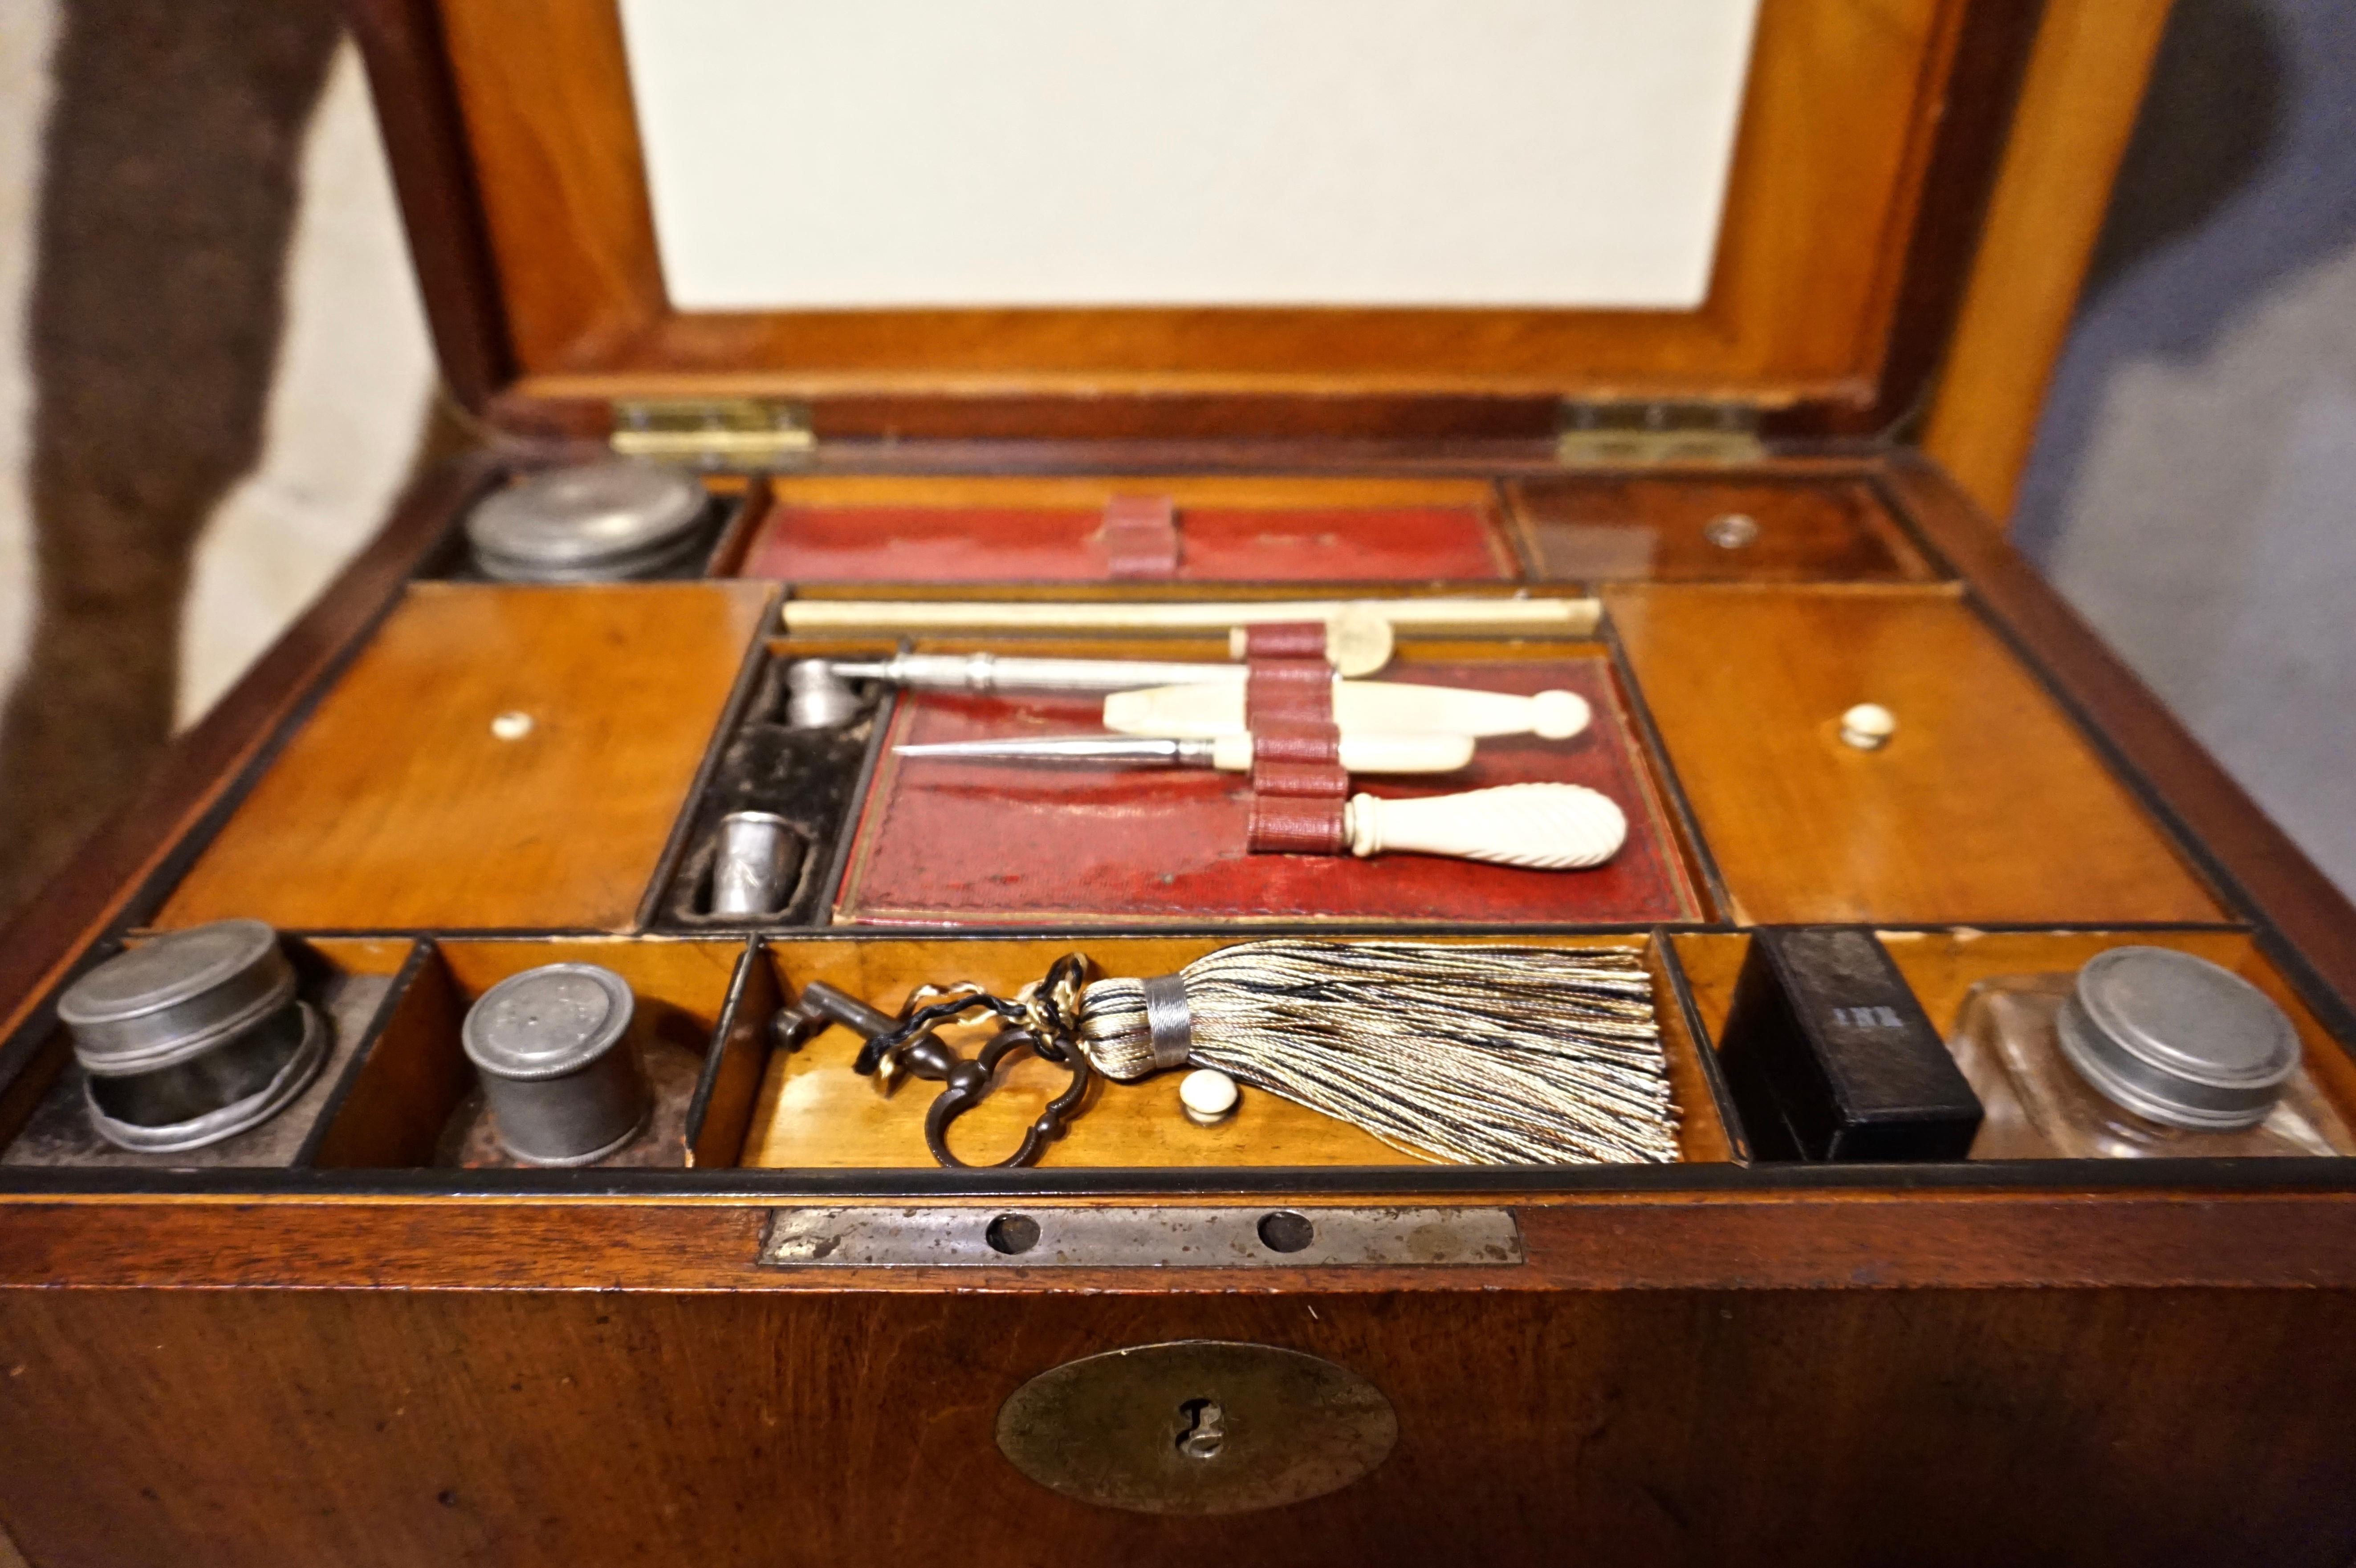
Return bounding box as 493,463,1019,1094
759,1205,1523,1268
995,1341,1396,1515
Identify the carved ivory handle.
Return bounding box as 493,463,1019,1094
1104,680,1592,741
1209,733,1475,773
1345,784,1628,869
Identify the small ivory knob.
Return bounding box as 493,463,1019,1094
1323,605,1397,678
1840,703,1897,750
1346,783,1628,869
1180,1068,1239,1125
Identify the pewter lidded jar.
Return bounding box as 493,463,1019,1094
464,459,711,581
57,918,325,1153
461,963,651,1166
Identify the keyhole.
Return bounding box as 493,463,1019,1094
1175,1397,1226,1460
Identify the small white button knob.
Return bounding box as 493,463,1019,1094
1839,703,1896,750
1704,512,1761,549
1179,1068,1240,1125
490,711,535,741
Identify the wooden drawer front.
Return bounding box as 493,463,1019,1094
1608,586,2224,925
154,583,773,932
1510,477,1933,582
3,1286,2351,1567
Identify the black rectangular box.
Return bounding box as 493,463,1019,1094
1716,927,1982,1162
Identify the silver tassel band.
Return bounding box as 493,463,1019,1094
1140,972,1193,1071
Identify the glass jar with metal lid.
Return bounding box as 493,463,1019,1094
56,918,326,1153
464,460,714,582
1948,946,2356,1159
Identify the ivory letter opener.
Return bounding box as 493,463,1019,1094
895,732,1475,774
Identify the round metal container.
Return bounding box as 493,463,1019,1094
709,811,800,917
2057,946,2300,1131
461,964,651,1166
57,919,323,1153
84,1003,327,1154
465,461,711,582
60,920,297,1075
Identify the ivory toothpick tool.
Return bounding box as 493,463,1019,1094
895,732,1475,774
1103,679,1591,741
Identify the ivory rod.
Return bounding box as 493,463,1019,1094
780,597,1602,636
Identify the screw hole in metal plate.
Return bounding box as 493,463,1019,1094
985,1213,1041,1255
1257,1210,1315,1253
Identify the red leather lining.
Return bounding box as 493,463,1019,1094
833,657,1700,926
739,504,1513,582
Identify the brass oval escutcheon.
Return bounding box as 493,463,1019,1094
995,1340,1396,1515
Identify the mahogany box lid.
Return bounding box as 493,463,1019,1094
350,0,2048,445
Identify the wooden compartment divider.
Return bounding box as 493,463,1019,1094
741,930,1737,1170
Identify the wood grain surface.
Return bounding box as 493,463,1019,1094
309,938,751,1168
741,933,1729,1170
427,0,1971,402
1,1283,2352,1568
1921,0,2177,520
1882,453,2356,1064
1508,475,1935,582
0,456,493,1074
152,584,772,932
1606,585,2224,925
1677,927,2356,1127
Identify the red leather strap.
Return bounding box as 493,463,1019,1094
1241,620,1328,661
1244,659,1333,728
1245,659,1347,843
1250,761,1350,800
1247,792,1349,854
1249,726,1340,766
1249,726,1347,798
1101,495,1180,578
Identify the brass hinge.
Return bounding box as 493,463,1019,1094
1555,399,1764,467
610,398,815,467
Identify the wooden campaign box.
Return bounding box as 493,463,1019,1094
6,3,2356,1564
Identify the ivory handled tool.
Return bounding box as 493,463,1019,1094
895,732,1475,774
781,596,1601,677
1103,679,1592,741
828,651,1246,695
1343,783,1627,869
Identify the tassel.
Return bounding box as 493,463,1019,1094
1077,941,1679,1165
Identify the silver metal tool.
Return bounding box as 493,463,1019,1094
784,654,1244,729
833,651,1248,695
895,732,1475,774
